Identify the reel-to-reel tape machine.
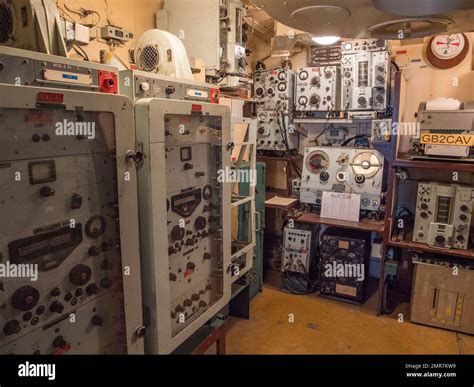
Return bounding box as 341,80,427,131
300,147,385,216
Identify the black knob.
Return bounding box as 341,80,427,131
185,238,194,246
40,186,55,197
42,134,50,142
165,85,175,95
194,216,207,231
53,336,67,348
320,172,330,182
88,246,101,257
460,214,468,222
184,163,194,170
168,246,177,255
101,241,112,252
435,235,446,244
183,299,192,307
49,301,64,314
50,287,61,297
203,253,211,260
186,262,196,271
86,283,99,296
32,134,41,142
91,315,104,327
3,320,20,336
171,226,185,241
457,235,465,242
12,286,40,311
64,293,73,302
74,288,83,297
191,293,200,301
69,264,92,286
100,278,113,289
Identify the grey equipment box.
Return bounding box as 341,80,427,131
411,258,474,335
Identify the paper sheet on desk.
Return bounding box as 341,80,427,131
321,192,361,222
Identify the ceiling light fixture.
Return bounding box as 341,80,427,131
312,36,341,45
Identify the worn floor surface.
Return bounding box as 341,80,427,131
226,286,474,354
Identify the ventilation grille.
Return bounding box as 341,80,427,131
309,45,341,67
137,45,159,72
0,4,13,44
368,18,453,40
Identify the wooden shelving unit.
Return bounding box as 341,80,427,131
297,213,385,234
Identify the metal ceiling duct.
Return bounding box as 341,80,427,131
253,0,474,39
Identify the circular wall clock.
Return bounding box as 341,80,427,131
426,33,470,69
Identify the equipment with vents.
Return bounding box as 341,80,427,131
295,66,341,112
0,0,67,56
319,228,371,303
0,46,118,93
413,182,474,250
308,44,342,67
411,255,474,335
411,101,474,161
135,98,232,354
157,0,249,89
0,58,144,354
133,29,193,80
300,147,386,216
282,224,319,274
254,68,298,151
341,40,391,111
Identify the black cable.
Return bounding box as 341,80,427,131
72,45,89,61
341,134,370,147
391,60,400,72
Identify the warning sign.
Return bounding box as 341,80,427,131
420,133,474,147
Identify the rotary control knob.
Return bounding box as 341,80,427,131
460,214,468,222
320,172,330,182
53,336,67,348
140,82,150,91
3,320,20,336
40,186,55,197
355,174,365,184
88,246,101,257
12,286,40,311
435,235,446,244
49,301,64,314
171,226,185,241
165,85,175,95
310,94,320,106
258,127,265,134
50,287,61,297
191,293,200,301
185,238,194,246
358,97,367,106
183,299,192,307
203,253,211,260
91,315,104,327
69,264,92,286
86,283,99,296
194,216,207,231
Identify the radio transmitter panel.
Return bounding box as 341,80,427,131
300,147,385,214
282,224,318,274
0,46,118,94
341,40,391,111
120,70,220,104
295,66,341,112
0,83,144,355
135,98,232,354
254,68,298,151
413,183,474,250
254,68,294,111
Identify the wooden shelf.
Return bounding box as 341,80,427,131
296,212,385,233
389,237,474,260
394,156,474,173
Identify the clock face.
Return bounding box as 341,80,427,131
431,34,466,60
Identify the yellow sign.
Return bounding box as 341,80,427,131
420,133,474,147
